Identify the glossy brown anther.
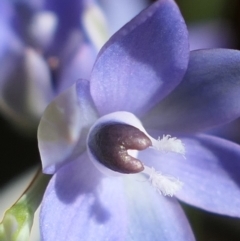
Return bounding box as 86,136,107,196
88,123,152,174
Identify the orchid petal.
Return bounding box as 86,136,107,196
38,79,98,174
143,49,240,132
0,47,53,131
40,152,195,241
140,132,240,217
90,0,189,116
121,175,195,241
40,153,127,241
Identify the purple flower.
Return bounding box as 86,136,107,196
38,0,240,240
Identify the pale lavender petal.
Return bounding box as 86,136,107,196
143,49,240,132
121,176,195,241
40,152,128,241
40,152,195,241
0,47,53,131
90,0,189,116
38,79,98,174
140,132,240,217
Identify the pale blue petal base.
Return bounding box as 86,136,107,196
41,152,195,241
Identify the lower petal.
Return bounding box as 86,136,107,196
40,152,195,241
40,152,128,241
121,175,195,241
140,132,240,217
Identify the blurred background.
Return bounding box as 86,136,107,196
1,0,240,240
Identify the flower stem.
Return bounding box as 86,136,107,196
0,167,51,241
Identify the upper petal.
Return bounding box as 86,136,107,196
40,152,195,241
90,0,189,116
44,0,84,55
143,49,240,132
38,79,98,174
140,132,240,217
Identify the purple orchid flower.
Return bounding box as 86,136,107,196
38,0,240,240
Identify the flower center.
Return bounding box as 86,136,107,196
88,123,152,174
87,112,185,196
